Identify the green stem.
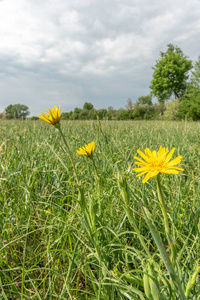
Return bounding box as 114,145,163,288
91,156,100,190
91,156,99,179
91,156,102,216
58,127,79,184
156,174,175,259
156,175,170,236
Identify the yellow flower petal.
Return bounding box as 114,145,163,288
135,170,148,177
76,141,95,157
165,148,175,163
142,172,152,183
144,148,152,157
167,156,183,167
134,156,146,163
133,146,183,183
133,167,149,172
39,105,61,126
137,149,150,162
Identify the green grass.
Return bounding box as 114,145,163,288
0,119,199,299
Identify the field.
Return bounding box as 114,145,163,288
0,119,199,299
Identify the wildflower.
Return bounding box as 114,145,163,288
76,141,95,157
133,146,184,183
45,209,51,215
39,105,61,127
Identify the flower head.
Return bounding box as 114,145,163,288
45,209,51,215
133,146,184,183
39,105,61,126
76,141,95,157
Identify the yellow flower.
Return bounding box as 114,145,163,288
39,105,61,126
76,141,95,157
45,209,51,214
133,146,184,183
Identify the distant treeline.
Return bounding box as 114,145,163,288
60,95,199,121
52,45,200,122
1,44,200,121
61,44,200,121
61,97,165,121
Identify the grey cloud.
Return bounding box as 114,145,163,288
0,0,200,115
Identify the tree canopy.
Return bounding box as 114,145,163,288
178,56,200,120
191,55,200,88
179,85,200,120
150,44,192,102
5,104,30,119
83,102,94,110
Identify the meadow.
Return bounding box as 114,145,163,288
0,119,199,299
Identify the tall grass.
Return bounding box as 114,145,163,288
0,119,199,299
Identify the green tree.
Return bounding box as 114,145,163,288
162,99,180,120
72,107,82,120
106,106,116,120
79,109,90,120
150,44,192,102
97,109,107,119
5,104,30,119
191,56,200,87
125,98,133,111
115,108,130,120
152,102,166,118
30,116,39,120
178,84,200,120
83,102,94,110
62,111,73,120
132,102,147,119
177,56,200,120
74,107,82,114
132,95,153,119
88,109,96,120
138,95,152,106
5,105,15,119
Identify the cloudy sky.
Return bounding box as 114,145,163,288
0,0,200,116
